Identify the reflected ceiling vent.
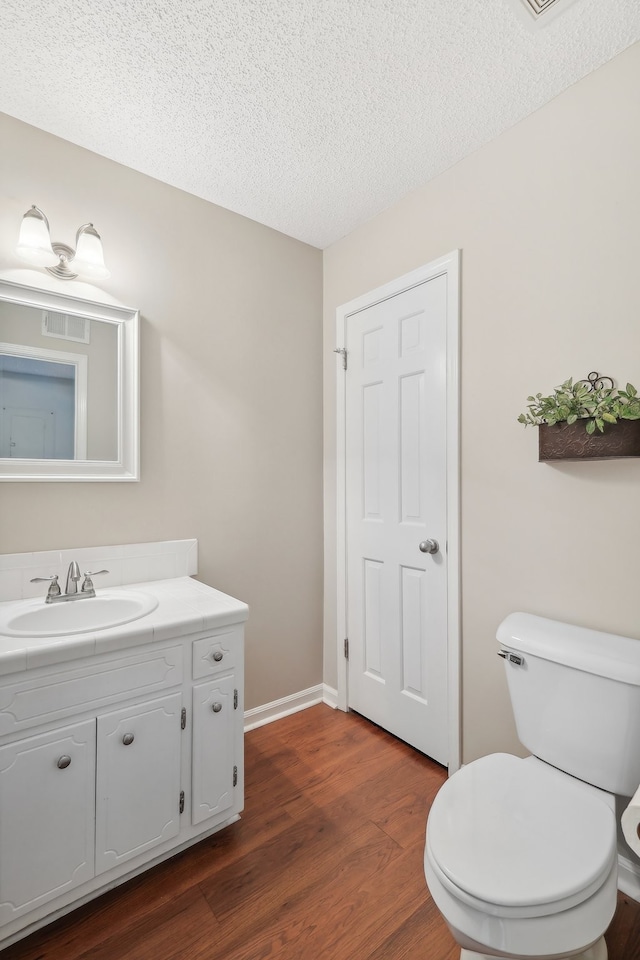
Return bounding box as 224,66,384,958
42,311,91,344
514,0,579,25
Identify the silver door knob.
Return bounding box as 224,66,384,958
57,755,71,769
419,539,439,554
122,733,135,745
212,702,222,713
212,651,223,662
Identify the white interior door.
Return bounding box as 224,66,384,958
0,407,55,458
343,268,454,765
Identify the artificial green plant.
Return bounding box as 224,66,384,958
518,377,640,435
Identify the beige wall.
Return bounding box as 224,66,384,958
323,42,640,762
0,112,323,711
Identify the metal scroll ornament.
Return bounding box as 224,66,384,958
575,371,614,394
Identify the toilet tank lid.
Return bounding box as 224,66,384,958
497,613,640,686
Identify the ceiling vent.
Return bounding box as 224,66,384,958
514,0,579,25
42,311,91,344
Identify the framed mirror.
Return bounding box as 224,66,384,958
0,279,139,481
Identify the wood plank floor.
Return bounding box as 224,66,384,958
2,705,639,960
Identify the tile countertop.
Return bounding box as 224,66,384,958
0,577,249,676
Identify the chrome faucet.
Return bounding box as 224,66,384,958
65,561,81,596
31,563,109,603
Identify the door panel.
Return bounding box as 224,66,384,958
401,564,428,701
346,276,448,763
95,693,182,874
363,559,384,679
0,720,95,921
192,675,235,825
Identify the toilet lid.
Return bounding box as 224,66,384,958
427,754,616,910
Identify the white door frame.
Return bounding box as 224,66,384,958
335,251,461,773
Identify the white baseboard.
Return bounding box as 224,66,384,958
244,684,323,731
322,684,338,709
244,683,340,731
618,852,640,902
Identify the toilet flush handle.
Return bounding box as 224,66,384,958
498,650,524,666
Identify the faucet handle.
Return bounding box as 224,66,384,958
30,575,61,599
81,570,109,593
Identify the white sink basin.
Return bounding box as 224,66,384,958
0,590,159,638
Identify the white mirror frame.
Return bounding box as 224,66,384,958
0,279,139,481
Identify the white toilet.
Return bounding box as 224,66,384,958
424,612,640,960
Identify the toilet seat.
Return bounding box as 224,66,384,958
426,753,617,919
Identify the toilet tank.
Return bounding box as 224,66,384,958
497,613,640,796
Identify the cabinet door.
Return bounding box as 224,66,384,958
0,720,95,922
192,675,236,825
95,693,182,874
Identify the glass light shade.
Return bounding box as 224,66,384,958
16,206,59,268
73,224,110,279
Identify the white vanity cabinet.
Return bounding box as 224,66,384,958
0,581,247,950
0,692,184,922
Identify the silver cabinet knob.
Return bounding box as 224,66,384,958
122,733,135,745
212,651,223,662
419,539,439,554
212,702,222,713
57,755,71,769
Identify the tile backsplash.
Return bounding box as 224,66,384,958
0,540,198,602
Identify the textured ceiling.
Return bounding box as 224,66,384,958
1,0,639,248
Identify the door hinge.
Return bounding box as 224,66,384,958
344,637,349,660
181,707,187,730
234,688,238,710
233,765,238,787
179,790,185,814
333,346,347,371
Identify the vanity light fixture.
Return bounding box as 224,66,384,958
16,205,110,280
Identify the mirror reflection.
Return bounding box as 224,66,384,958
0,301,118,461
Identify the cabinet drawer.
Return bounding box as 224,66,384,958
192,630,240,680
0,646,183,737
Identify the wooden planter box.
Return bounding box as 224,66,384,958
539,419,640,461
